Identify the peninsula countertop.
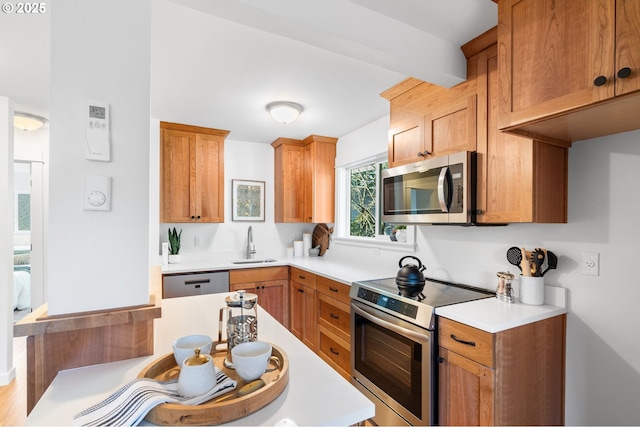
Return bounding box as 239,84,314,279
24,292,375,426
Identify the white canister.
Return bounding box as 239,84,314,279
293,240,304,257
302,233,312,257
285,246,294,257
519,276,544,305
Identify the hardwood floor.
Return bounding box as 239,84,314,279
0,337,27,426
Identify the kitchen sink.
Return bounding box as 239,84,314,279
232,258,278,265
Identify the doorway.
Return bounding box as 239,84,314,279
12,160,45,323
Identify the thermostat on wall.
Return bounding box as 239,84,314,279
85,99,110,161
83,175,111,211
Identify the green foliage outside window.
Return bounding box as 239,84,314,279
349,161,388,237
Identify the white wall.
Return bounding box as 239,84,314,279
156,138,311,264
329,119,640,425
0,96,15,385
47,0,151,315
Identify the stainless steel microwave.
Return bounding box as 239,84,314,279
382,151,475,224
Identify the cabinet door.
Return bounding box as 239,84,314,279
438,348,495,426
498,0,616,130
388,118,427,167
275,144,306,222
289,281,316,350
304,139,336,223
161,129,194,223
426,94,477,155
615,0,640,96
476,44,568,223
194,133,224,222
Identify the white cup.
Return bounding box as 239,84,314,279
231,341,280,382
172,334,213,366
178,351,216,397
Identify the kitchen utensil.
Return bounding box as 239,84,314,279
396,255,426,297
520,247,532,276
219,290,259,368
506,246,523,271
312,223,332,256
531,248,545,277
172,335,213,367
177,348,217,397
231,341,280,382
214,379,266,403
541,250,558,277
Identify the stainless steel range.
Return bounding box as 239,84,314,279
350,277,493,426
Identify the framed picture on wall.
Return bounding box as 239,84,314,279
232,179,265,221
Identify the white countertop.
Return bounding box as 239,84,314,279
162,256,568,333
435,284,568,333
25,293,375,426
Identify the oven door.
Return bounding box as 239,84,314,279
351,301,435,426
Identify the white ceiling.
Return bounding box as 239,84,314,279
0,0,497,144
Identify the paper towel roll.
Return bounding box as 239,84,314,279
293,240,304,257
302,233,312,257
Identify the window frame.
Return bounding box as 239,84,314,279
334,153,415,252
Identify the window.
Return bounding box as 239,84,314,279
349,159,387,237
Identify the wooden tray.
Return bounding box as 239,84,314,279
137,344,289,426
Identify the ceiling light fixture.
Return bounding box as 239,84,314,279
14,112,48,131
266,101,304,124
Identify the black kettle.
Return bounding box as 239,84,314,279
396,255,426,298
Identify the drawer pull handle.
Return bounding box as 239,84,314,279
330,313,339,319
437,356,445,364
451,334,476,347
299,275,306,279
329,287,338,293
185,279,211,285
330,347,339,355
298,289,304,294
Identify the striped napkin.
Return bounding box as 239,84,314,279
73,369,236,427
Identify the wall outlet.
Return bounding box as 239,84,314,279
582,252,599,276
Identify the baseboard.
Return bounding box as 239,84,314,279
0,366,16,386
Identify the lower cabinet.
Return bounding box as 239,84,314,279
288,268,352,380
289,267,317,351
438,315,566,426
315,276,351,380
229,266,289,327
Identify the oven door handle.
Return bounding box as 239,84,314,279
352,302,431,345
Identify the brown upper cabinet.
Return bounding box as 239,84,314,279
381,26,568,224
160,122,229,223
469,29,568,223
272,135,337,223
498,0,640,144
382,79,477,168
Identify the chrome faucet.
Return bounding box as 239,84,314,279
246,226,256,259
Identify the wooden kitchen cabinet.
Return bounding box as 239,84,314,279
160,122,228,223
468,30,568,223
382,78,477,167
498,0,640,143
289,267,317,350
316,276,351,380
272,135,337,223
229,266,289,327
438,315,566,426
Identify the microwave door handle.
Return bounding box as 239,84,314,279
437,166,449,212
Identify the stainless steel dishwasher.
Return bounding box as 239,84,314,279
162,271,230,299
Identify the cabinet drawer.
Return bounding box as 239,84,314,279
317,327,350,378
290,267,316,289
163,271,229,299
229,266,288,284
316,276,351,305
439,318,494,367
317,293,350,342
